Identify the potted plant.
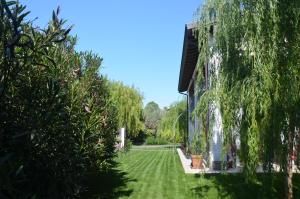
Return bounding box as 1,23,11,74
190,133,205,169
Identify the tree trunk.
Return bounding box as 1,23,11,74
285,131,293,199
285,160,293,199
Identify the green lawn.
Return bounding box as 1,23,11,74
82,146,300,199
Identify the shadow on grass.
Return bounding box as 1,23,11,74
190,184,211,198
80,164,136,199
192,173,300,199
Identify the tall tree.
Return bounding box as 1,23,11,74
143,101,161,135
195,0,300,198
109,81,144,138
157,100,187,143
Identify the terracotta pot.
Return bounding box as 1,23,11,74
191,155,203,169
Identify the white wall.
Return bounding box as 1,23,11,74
209,103,223,167
207,36,224,168
119,128,125,148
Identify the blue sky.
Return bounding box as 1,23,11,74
20,0,202,108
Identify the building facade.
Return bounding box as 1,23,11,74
178,22,226,170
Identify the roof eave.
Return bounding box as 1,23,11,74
178,23,199,93
178,25,189,92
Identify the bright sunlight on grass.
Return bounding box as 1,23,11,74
81,146,300,199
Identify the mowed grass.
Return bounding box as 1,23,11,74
82,146,300,199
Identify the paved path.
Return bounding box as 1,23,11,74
177,148,242,174
177,148,300,174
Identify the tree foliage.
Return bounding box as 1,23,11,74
157,100,187,143
109,81,144,138
195,0,300,198
143,101,161,134
0,1,118,198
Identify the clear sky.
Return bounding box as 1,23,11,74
20,0,202,108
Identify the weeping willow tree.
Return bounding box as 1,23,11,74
109,81,144,138
195,0,300,198
157,100,187,143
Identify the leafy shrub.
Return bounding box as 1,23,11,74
145,136,169,145
131,130,147,145
189,133,206,155
0,1,118,198
157,100,187,143
124,139,133,152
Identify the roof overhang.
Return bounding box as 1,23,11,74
178,23,199,93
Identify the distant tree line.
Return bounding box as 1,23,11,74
157,100,187,143
142,100,187,144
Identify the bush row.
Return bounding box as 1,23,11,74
0,2,118,198
145,136,169,145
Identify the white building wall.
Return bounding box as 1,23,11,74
185,24,240,170
209,103,223,168
119,128,125,148
207,38,224,169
